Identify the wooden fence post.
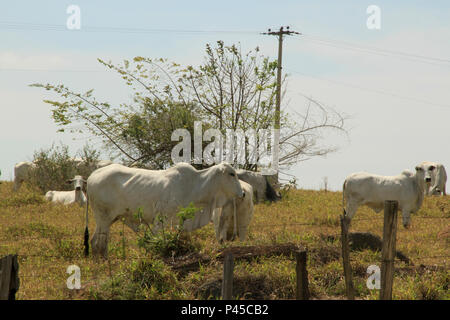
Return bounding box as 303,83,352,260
340,215,355,300
380,200,398,300
0,255,19,300
222,252,234,300
296,249,310,300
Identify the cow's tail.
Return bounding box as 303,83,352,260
84,194,90,257
265,177,280,202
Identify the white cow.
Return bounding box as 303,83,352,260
183,180,254,243
236,169,280,203
212,180,254,242
343,166,426,228
75,159,114,172
14,161,37,191
86,162,244,257
45,175,87,207
418,161,447,196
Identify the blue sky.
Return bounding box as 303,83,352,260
1,1,449,189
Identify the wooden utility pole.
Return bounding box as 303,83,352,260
262,26,300,131
262,26,300,182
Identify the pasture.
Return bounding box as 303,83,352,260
0,181,448,300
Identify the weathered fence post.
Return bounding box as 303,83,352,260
296,249,310,300
222,252,234,300
380,200,398,300
0,255,20,300
340,215,355,300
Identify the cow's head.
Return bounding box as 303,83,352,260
217,163,245,200
214,181,253,243
215,204,252,243
416,162,437,184
67,175,87,191
415,164,427,185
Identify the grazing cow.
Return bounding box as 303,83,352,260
45,175,87,207
418,161,447,196
86,162,244,257
236,169,280,203
183,180,254,243
343,166,426,228
14,161,37,191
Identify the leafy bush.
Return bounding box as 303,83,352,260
135,203,200,258
28,143,99,193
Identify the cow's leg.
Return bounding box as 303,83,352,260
401,208,412,228
91,209,114,258
122,214,141,233
344,201,359,221
443,184,446,196
13,179,21,192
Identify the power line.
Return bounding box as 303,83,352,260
302,33,450,64
0,21,260,35
289,69,450,110
0,68,106,73
298,34,450,67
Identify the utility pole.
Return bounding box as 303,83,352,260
262,26,300,131
262,26,300,182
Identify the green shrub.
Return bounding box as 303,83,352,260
28,143,99,193
135,203,200,258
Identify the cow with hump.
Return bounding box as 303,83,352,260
86,162,244,257
343,165,427,228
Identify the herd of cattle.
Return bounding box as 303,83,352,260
11,159,280,257
7,158,447,257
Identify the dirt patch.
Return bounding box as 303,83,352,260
163,252,212,275
165,243,302,275
218,243,300,260
323,232,411,265
396,264,449,276
309,246,341,265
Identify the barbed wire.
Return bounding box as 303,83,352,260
5,250,449,264
0,217,447,242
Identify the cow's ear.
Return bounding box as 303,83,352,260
66,180,73,184
415,166,421,171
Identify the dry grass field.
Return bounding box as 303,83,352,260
0,181,448,300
